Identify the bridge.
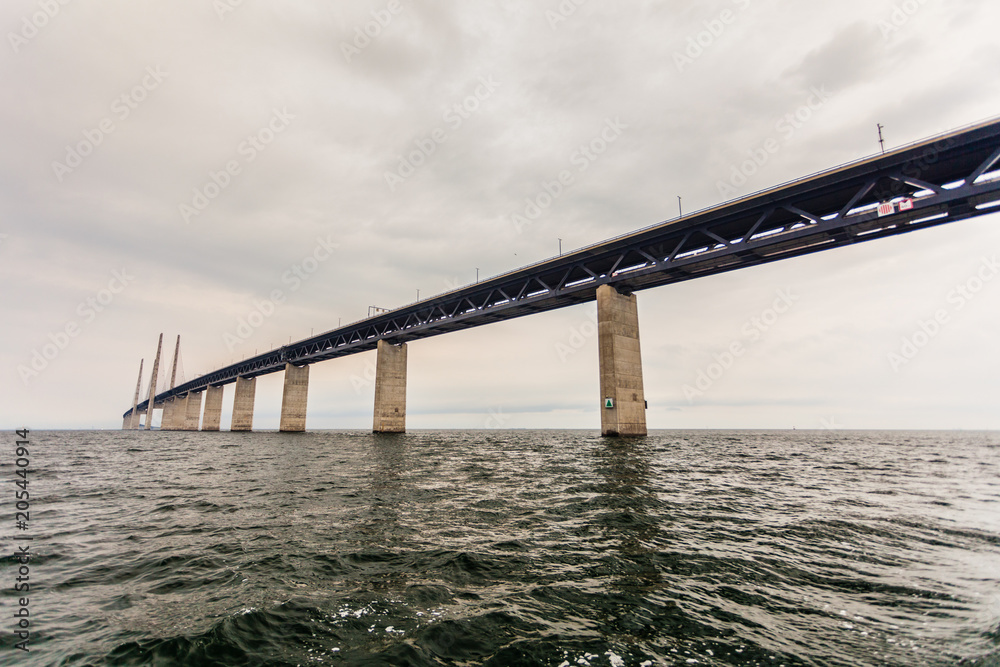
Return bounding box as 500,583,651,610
124,117,1000,436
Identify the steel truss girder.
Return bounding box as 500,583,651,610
127,118,1000,418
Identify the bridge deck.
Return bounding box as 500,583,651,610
128,118,1000,416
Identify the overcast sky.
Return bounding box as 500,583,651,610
2,0,999,431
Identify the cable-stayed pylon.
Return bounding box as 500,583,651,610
144,334,163,430
125,359,144,429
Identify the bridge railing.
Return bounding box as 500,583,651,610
378,114,1000,316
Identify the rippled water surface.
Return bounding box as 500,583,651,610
4,430,1000,666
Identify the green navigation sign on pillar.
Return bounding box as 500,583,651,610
605,397,614,409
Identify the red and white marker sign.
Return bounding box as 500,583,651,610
877,202,895,217
898,198,914,212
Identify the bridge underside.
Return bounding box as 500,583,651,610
125,118,1000,430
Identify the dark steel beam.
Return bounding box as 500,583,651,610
127,118,1000,418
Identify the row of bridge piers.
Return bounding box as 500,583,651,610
124,285,647,436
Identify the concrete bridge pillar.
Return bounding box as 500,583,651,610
169,398,183,430
373,340,407,433
160,398,177,431
202,385,224,431
183,391,203,431
172,398,187,430
597,284,647,437
280,363,310,432
160,400,170,430
231,377,256,431
171,395,187,430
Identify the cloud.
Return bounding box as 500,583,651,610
1,0,999,429
783,22,894,91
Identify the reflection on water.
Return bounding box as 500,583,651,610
592,439,665,594
13,429,1000,666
